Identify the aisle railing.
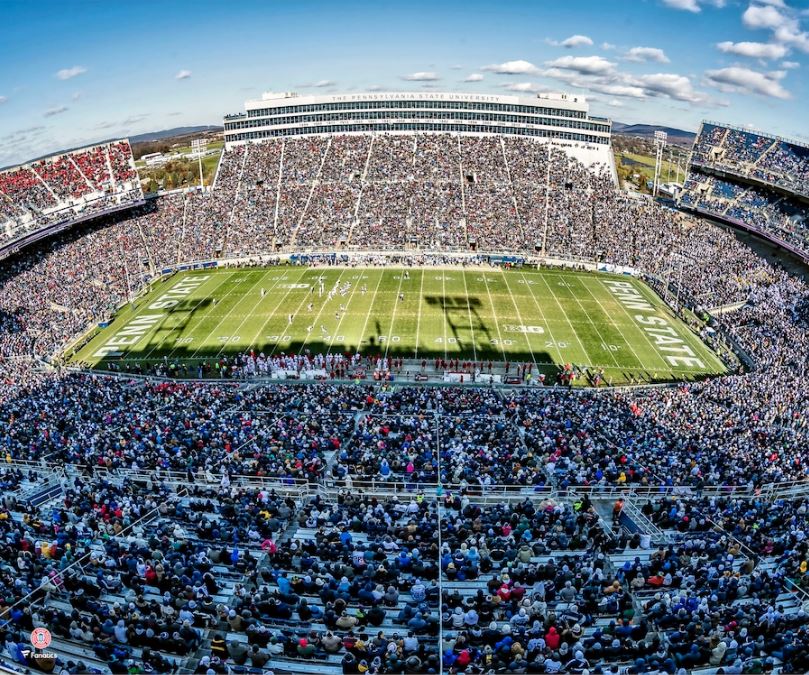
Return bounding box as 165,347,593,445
7,456,803,504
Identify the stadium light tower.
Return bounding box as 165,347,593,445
653,130,667,197
191,138,208,191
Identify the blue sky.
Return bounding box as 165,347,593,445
1,0,807,166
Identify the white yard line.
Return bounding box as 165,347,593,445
480,272,507,360
142,272,235,362
499,269,537,367
585,277,669,372
190,270,277,361
460,269,478,363
325,269,367,354
535,272,596,366
246,268,312,358
517,270,564,363
225,268,306,356
384,268,407,360
414,269,426,359
439,271,450,361
555,278,622,369
271,268,348,358
356,268,388,357
295,267,350,353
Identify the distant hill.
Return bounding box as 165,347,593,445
129,126,222,143
612,122,695,146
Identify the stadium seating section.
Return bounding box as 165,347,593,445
0,131,807,674
680,123,809,256
0,141,142,248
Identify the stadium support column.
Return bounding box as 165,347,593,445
119,239,133,304
541,143,552,257
192,138,208,192
667,251,691,312
653,131,667,197
435,412,445,675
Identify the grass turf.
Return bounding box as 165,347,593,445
67,266,727,385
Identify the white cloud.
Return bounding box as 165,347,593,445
501,82,548,92
175,69,192,80
43,105,68,117
563,34,594,48
774,24,809,52
401,71,440,81
0,96,7,105
122,114,149,125
663,0,701,12
602,42,617,50
716,40,788,58
743,3,788,29
464,73,484,82
591,83,648,98
624,47,671,63
704,66,791,98
298,79,336,88
635,73,706,102
781,59,800,68
606,99,625,107
740,3,809,53
55,66,87,80
547,34,594,48
537,60,715,104
481,60,541,75
662,0,725,11
71,91,82,101
545,55,616,74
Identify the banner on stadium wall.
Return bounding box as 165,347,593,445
489,255,526,266
597,263,637,276
443,372,473,383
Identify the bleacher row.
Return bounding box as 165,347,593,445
678,172,809,255
0,140,142,248
1,463,807,675
681,122,809,257
691,123,809,198
197,134,619,256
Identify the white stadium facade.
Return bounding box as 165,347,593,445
224,90,615,171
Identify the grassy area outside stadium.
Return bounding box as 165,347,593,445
66,265,727,386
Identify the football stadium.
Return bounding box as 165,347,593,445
1,2,808,675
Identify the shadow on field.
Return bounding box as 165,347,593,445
111,338,552,365
129,297,216,345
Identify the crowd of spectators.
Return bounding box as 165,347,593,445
216,491,442,674
0,132,780,367
0,253,806,491
691,123,809,198
0,141,143,249
0,129,808,672
1,457,805,673
679,173,809,256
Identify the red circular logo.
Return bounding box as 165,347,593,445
31,627,52,649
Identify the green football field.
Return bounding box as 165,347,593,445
68,266,727,385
